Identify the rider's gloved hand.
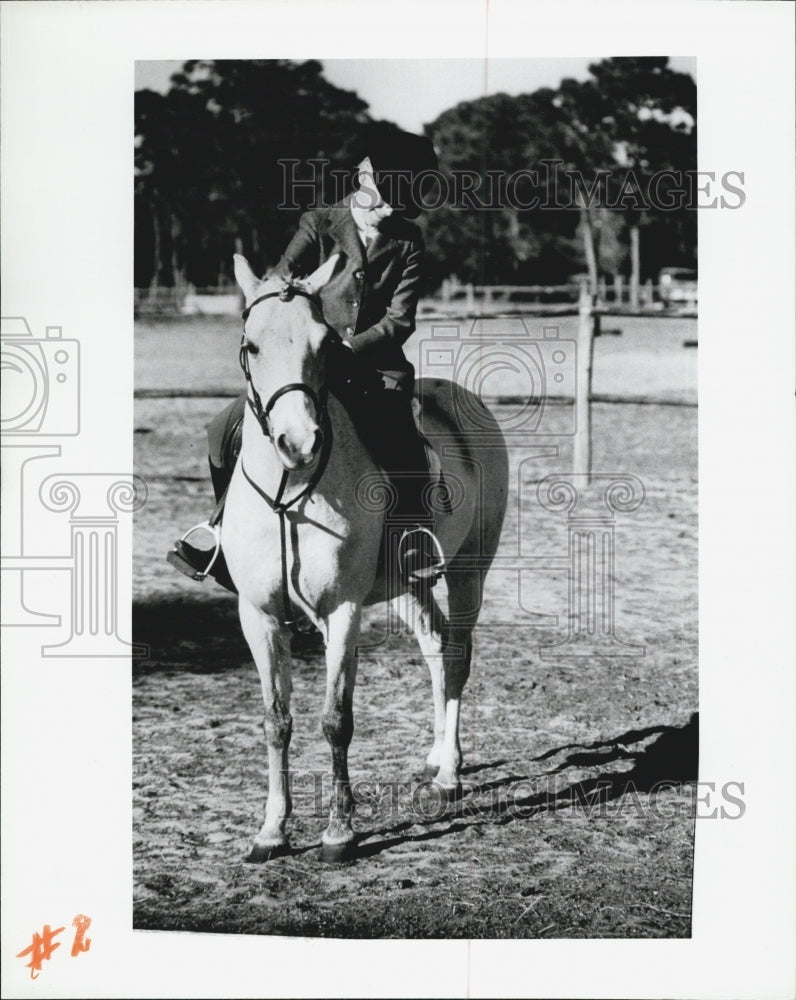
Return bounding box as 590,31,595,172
325,334,355,384
325,334,380,397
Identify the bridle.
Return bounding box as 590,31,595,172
238,281,334,634
239,283,328,442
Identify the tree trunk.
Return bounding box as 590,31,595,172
170,213,183,292
629,223,640,310
149,202,162,291
580,208,599,294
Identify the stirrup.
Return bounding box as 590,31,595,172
169,522,221,580
398,525,447,585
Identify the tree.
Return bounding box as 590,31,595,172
556,58,697,299
135,87,221,289
422,58,696,293
135,60,374,288
423,91,586,287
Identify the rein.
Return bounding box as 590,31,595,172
238,282,333,635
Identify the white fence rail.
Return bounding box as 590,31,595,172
135,286,243,318
135,275,697,319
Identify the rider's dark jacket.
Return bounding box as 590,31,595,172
275,196,424,391
207,197,424,475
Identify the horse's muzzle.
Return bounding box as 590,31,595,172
275,427,323,470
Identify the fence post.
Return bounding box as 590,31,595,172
573,286,594,481
614,274,624,307
465,283,475,313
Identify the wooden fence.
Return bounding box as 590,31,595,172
136,274,697,319
435,275,696,315
135,286,242,318
431,282,695,478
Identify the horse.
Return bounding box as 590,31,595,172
222,253,508,863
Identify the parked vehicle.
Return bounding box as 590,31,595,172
659,267,698,309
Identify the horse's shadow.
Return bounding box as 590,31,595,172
133,596,247,673
133,594,335,673
352,713,699,859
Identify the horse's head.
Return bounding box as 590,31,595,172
233,253,339,471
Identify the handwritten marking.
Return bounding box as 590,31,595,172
17,914,92,979
70,914,92,956
16,925,64,980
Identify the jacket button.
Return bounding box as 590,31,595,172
345,326,354,336
355,269,365,280
350,299,359,307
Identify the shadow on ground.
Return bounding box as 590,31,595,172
352,714,699,859
133,595,246,673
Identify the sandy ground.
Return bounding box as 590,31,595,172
135,312,697,403
133,316,697,938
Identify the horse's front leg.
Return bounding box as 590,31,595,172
239,597,293,862
320,600,361,863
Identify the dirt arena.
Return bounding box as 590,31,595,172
133,314,697,938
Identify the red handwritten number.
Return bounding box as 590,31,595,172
71,914,92,957
16,925,65,980
17,915,92,979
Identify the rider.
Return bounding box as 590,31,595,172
168,127,445,591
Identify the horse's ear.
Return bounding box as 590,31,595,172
233,254,261,303
298,254,340,297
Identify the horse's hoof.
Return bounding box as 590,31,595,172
439,782,463,803
246,840,289,864
421,764,440,779
410,779,462,822
422,779,463,805
320,838,358,865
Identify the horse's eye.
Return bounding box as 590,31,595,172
244,341,259,357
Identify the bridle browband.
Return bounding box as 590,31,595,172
238,280,334,635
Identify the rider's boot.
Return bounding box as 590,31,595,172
167,519,237,594
167,455,237,593
376,394,447,587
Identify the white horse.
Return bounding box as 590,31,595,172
223,253,508,862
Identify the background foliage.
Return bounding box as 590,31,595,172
135,57,696,291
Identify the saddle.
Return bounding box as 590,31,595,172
218,365,452,524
